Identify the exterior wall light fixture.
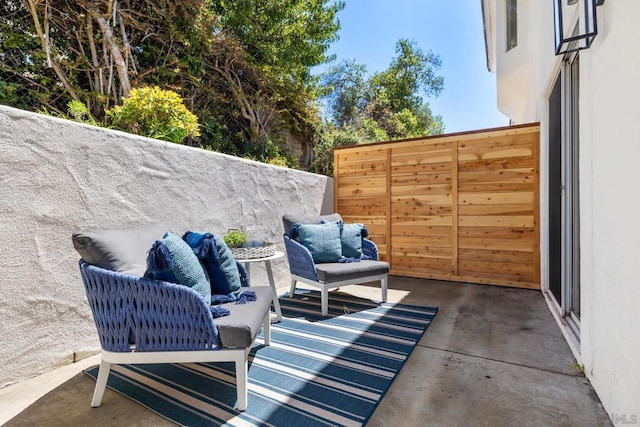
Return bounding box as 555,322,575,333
554,0,605,55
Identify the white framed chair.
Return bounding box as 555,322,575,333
282,213,389,316
79,260,272,411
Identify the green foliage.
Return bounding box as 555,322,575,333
309,123,359,176
67,100,97,125
37,99,98,127
202,0,344,157
322,60,368,128
241,139,299,169
268,157,289,167
200,117,238,155
107,87,200,144
264,146,299,169
2,0,342,168
370,39,444,113
360,118,389,142
131,0,343,162
314,39,446,176
223,229,248,248
213,0,344,86
0,80,18,105
2,2,444,174
321,38,445,147
570,358,585,376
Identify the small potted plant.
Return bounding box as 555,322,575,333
224,228,275,259
223,229,248,249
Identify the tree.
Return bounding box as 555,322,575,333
369,39,443,113
314,38,445,176
322,60,368,128
309,122,358,176
1,0,206,116
207,0,344,147
0,0,344,167
321,38,445,142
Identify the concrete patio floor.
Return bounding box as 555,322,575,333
1,276,611,426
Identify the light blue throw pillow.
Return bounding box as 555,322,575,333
297,221,343,263
341,223,367,259
145,232,212,303
182,231,242,297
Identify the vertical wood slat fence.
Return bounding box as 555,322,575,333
334,124,540,290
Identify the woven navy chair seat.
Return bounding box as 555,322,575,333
79,260,271,411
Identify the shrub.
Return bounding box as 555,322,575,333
268,157,288,167
67,100,97,125
310,124,359,176
107,86,200,143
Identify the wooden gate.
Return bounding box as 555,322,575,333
334,124,540,289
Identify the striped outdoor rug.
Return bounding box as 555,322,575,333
85,290,438,426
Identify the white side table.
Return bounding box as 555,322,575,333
235,251,284,322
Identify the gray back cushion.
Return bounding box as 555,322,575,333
282,213,342,235
72,223,168,277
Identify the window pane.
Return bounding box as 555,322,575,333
507,0,517,51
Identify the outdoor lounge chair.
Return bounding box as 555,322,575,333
79,260,272,411
74,224,273,412
282,213,389,316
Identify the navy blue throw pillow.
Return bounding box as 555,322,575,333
145,232,211,302
183,231,242,296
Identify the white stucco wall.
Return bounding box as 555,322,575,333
0,105,332,388
494,0,538,123
492,0,561,124
578,2,640,419
486,1,640,420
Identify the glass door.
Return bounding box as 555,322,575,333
548,52,581,339
562,52,580,333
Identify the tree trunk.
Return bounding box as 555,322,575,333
26,0,80,101
85,13,103,95
94,13,131,97
213,58,269,143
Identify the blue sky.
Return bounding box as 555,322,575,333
321,0,508,133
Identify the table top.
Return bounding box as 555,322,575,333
235,250,284,263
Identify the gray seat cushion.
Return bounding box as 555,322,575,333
315,260,389,283
72,223,168,277
282,213,342,235
215,286,274,348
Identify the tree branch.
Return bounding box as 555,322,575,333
85,13,104,95
25,0,79,101
95,13,131,97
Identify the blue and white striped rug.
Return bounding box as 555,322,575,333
85,290,438,426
